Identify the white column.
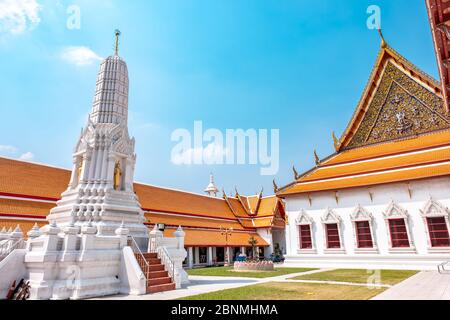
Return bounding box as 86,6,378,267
87,149,97,182
80,151,92,186
241,246,246,255
94,146,103,181
194,247,200,266
68,157,79,189
226,247,232,265
100,146,109,183
125,158,133,191
207,247,213,266
188,247,194,268
106,154,115,189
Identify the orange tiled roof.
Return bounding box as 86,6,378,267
0,157,284,239
279,158,450,195
0,157,70,199
164,228,269,247
135,183,241,221
145,212,246,231
0,198,54,217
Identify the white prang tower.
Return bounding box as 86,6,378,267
204,173,219,197
47,30,148,245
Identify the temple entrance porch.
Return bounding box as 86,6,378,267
184,246,267,268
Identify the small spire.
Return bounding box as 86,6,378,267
273,179,279,193
204,173,219,197
314,150,320,166
332,132,340,152
293,166,300,180
114,29,121,56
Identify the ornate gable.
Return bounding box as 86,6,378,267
351,204,373,221
420,197,450,217
383,201,408,219
321,208,341,224
338,45,449,151
296,209,313,225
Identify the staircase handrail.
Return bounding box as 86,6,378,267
128,236,150,280
157,246,178,285
0,238,25,262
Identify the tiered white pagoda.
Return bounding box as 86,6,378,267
47,31,148,247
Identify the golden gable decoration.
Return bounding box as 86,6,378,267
346,61,449,149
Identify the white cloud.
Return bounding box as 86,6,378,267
0,145,18,154
0,0,41,35
19,152,34,161
61,46,103,66
0,145,35,161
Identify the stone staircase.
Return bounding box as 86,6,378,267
139,253,176,294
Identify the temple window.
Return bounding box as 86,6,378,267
295,210,316,253
299,225,312,249
325,223,341,249
321,208,345,253
351,205,377,253
355,221,373,248
388,219,410,248
426,217,450,247
420,198,450,251
383,201,415,253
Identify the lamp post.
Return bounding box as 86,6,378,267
220,226,233,266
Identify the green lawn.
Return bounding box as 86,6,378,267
289,269,418,285
187,266,316,278
181,282,386,300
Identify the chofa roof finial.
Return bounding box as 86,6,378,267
378,26,387,48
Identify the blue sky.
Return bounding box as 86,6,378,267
0,0,438,195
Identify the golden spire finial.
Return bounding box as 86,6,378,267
273,179,279,193
114,29,121,55
377,27,387,48
293,166,300,180
314,150,320,166
332,131,340,152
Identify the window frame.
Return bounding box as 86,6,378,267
350,205,378,253
420,198,450,253
383,201,415,253
321,208,345,254
295,210,316,254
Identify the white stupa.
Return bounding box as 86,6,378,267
47,30,148,246
204,173,219,197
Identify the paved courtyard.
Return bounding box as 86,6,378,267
372,271,450,300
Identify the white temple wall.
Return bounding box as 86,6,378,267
284,176,450,270
257,228,273,258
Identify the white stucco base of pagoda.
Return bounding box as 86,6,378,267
47,187,148,248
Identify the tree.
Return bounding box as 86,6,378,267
248,236,259,261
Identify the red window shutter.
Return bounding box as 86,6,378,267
325,223,341,249
299,225,312,249
427,217,450,247
355,221,373,248
388,219,410,248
